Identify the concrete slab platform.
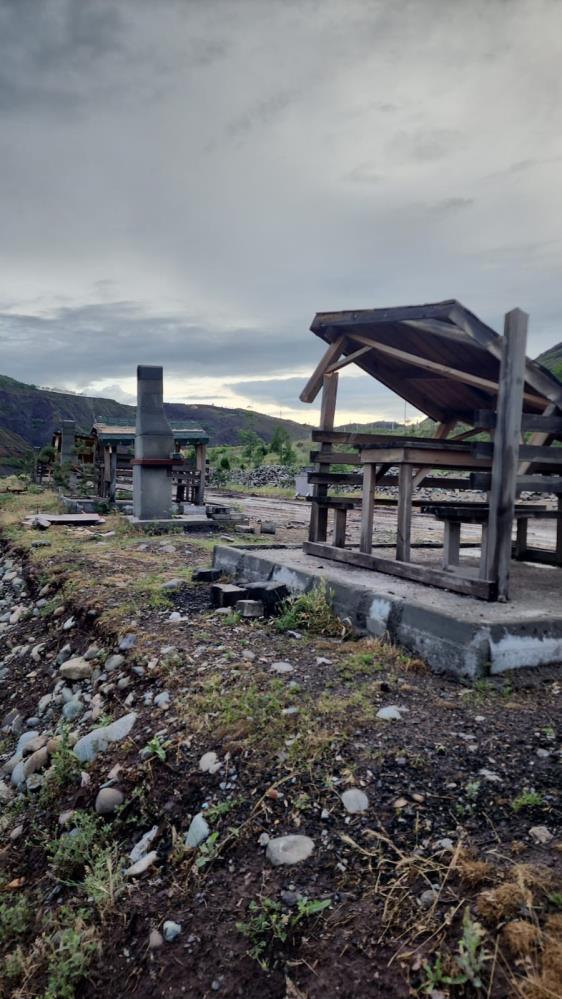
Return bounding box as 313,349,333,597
212,544,562,679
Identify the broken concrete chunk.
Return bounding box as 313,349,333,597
235,599,264,618
210,583,248,608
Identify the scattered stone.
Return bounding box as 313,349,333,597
73,712,137,763
149,929,164,949
185,813,210,848
130,826,159,863
168,611,182,623
59,657,91,681
161,579,183,591
419,888,438,909
105,654,125,672
84,645,100,661
163,920,182,942
199,751,221,774
62,616,76,631
529,825,553,845
119,634,136,651
341,788,369,814
154,691,171,708
270,661,294,674
63,698,83,721
376,705,402,721
125,851,158,877
266,834,315,866
95,787,125,815
241,650,256,661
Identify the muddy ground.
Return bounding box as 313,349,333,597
0,491,560,999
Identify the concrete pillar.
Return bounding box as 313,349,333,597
60,420,76,465
133,365,174,520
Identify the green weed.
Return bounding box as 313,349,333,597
511,789,544,812
237,896,331,969
275,581,344,637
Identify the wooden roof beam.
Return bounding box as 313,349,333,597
300,335,345,403
326,344,373,374
348,333,546,408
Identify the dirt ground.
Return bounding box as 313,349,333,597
0,492,560,999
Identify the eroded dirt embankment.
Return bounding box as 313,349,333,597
0,498,561,999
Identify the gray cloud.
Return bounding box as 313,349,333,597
0,0,561,418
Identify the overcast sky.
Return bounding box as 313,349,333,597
1,0,561,425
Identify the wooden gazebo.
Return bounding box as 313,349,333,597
300,301,562,601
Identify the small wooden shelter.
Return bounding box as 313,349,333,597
300,300,562,601
91,422,209,504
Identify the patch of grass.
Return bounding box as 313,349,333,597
275,581,344,637
47,812,106,882
39,727,81,805
511,789,544,812
43,906,100,999
0,895,33,944
237,896,331,969
83,845,124,915
338,650,382,683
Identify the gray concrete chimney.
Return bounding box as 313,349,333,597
133,365,174,520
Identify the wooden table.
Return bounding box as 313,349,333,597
359,445,493,562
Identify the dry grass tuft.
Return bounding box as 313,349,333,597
501,919,541,958
520,915,562,999
476,881,528,923
455,848,495,888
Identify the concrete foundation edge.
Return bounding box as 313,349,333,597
212,545,562,680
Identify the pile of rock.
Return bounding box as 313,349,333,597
210,464,298,489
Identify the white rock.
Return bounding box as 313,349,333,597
199,751,221,774
73,712,137,763
163,920,182,941
125,851,158,877
130,825,159,863
266,834,315,866
270,661,294,674
529,825,553,845
376,705,402,721
59,657,91,680
341,788,369,814
184,813,210,848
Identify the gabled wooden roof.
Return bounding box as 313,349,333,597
306,299,562,423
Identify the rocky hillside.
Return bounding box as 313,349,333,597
0,374,308,449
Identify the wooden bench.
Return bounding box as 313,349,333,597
420,502,561,570
307,496,358,546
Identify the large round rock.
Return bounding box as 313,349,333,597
266,834,315,866
95,787,125,815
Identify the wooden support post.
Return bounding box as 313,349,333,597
308,373,339,542
483,308,528,598
515,518,528,558
396,464,413,561
103,446,112,498
360,463,376,553
333,508,347,547
555,493,562,565
195,444,206,505
109,446,117,504
442,521,461,569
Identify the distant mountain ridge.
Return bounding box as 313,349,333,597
0,373,310,450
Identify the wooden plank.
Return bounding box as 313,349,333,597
333,508,347,547
483,308,528,598
309,373,339,542
309,450,362,465
514,546,562,566
443,521,461,568
557,495,562,562
473,443,562,463
312,430,473,449
303,541,497,600
349,333,546,408
360,447,492,470
359,463,376,554
476,410,562,433
470,472,562,493
396,464,413,561
308,472,363,486
519,402,558,474
326,344,373,373
300,337,345,403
